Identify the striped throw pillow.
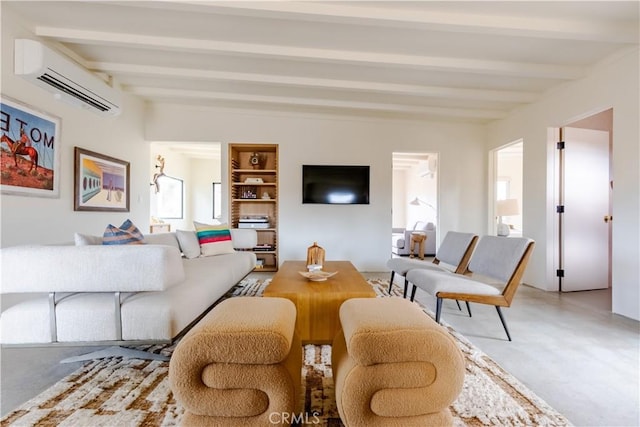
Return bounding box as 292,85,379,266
103,219,144,245
194,221,235,256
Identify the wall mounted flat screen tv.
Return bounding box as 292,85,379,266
302,165,370,204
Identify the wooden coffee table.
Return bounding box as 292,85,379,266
263,260,376,344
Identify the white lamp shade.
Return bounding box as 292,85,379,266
496,198,519,217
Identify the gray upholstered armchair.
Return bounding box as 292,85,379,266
391,221,436,256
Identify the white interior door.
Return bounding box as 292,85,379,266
561,127,610,291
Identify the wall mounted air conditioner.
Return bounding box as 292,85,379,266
14,39,122,116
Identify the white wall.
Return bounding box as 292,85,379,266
191,157,221,223
406,159,438,227
487,48,640,320
391,169,407,229
1,10,149,247
146,106,486,271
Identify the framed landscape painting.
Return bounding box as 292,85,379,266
0,95,61,197
74,147,130,212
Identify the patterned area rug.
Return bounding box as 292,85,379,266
2,278,571,426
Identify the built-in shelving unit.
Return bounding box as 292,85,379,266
229,143,279,271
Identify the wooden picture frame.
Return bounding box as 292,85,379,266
0,95,61,198
74,147,130,212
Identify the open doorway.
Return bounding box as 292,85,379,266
149,142,222,231
553,109,613,294
391,152,438,256
490,141,523,237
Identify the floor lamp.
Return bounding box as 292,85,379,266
409,197,436,213
496,198,519,237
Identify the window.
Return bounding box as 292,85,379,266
156,175,183,218
497,177,510,200
212,182,222,219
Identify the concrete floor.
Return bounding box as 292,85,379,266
404,280,640,427
2,273,639,426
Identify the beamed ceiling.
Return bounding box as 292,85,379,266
4,1,639,123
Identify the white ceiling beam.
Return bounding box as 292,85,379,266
169,148,219,159
127,86,507,120
117,1,639,44
393,154,430,161
36,27,583,80
92,62,538,104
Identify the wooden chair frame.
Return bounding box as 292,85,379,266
389,235,478,297
430,241,535,341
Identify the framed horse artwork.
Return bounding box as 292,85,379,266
0,95,61,198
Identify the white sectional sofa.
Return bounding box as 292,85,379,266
0,230,256,345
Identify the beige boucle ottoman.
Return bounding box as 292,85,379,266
169,297,302,426
332,297,465,427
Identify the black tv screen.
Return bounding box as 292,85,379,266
302,165,370,204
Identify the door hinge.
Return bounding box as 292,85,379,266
556,269,565,278
557,141,565,149
556,205,565,213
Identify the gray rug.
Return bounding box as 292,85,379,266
1,278,571,426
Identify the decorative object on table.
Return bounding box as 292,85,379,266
299,271,337,281
496,198,519,237
306,241,325,267
0,95,61,198
73,147,129,212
